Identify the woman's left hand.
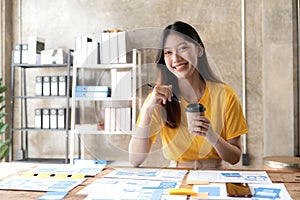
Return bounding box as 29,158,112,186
188,116,220,146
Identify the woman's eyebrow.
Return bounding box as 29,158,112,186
164,42,188,50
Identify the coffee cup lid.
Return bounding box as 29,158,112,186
185,103,206,112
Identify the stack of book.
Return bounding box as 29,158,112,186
104,107,131,132
35,75,70,96
75,86,111,98
34,108,67,129
74,30,129,66
13,36,45,64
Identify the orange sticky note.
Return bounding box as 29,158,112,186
168,188,196,196
186,180,210,185
193,192,209,198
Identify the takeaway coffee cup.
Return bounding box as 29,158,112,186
185,103,206,132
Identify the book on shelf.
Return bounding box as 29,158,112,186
111,69,132,99
35,76,43,96
100,31,110,64
50,108,58,129
13,43,29,64
57,108,66,129
104,107,111,131
42,108,50,129
117,31,126,63
109,32,118,63
81,36,92,66
75,35,100,67
21,44,29,64
75,91,110,98
104,107,131,132
34,108,42,129
13,44,22,64
99,30,130,64
76,85,111,93
50,76,58,96
42,76,51,96
58,76,67,96
75,85,111,98
27,36,45,64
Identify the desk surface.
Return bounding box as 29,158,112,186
0,162,299,199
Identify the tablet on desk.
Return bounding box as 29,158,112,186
226,182,253,197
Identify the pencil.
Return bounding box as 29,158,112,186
147,83,181,103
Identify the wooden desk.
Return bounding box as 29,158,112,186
0,163,299,199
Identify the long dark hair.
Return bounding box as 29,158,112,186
155,21,223,128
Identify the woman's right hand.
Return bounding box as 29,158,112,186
148,84,173,105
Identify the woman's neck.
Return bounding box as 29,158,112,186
178,73,205,104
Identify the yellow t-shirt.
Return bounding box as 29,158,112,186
137,81,248,161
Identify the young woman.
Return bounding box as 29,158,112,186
129,21,248,169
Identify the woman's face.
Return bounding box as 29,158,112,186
163,33,202,79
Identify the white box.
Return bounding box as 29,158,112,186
124,107,131,131
100,32,110,64
42,108,50,129
50,76,58,96
57,108,66,129
13,44,21,64
42,76,50,96
104,107,111,131
28,36,45,64
115,108,121,131
58,76,67,96
118,32,127,63
92,42,100,65
50,108,58,129
21,44,28,64
34,108,42,129
109,32,118,63
35,76,42,96
41,48,67,64
110,107,116,131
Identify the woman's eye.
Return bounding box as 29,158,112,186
178,46,188,52
164,51,172,55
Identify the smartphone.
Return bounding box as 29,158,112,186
226,182,253,197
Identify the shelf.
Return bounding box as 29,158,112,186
12,128,69,131
14,158,68,164
10,52,72,164
75,63,134,69
69,49,141,164
13,63,69,68
74,97,133,101
12,95,70,99
75,124,132,135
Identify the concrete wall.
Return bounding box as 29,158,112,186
8,0,298,169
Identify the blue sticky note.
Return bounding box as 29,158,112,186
254,187,281,198
221,172,241,177
198,187,220,196
38,191,68,200
158,182,177,189
138,171,156,177
139,188,163,200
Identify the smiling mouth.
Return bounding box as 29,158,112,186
172,63,188,69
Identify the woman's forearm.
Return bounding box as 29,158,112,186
128,106,153,167
213,136,242,165
128,136,151,167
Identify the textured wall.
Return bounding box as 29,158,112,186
263,0,296,156
9,0,298,169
